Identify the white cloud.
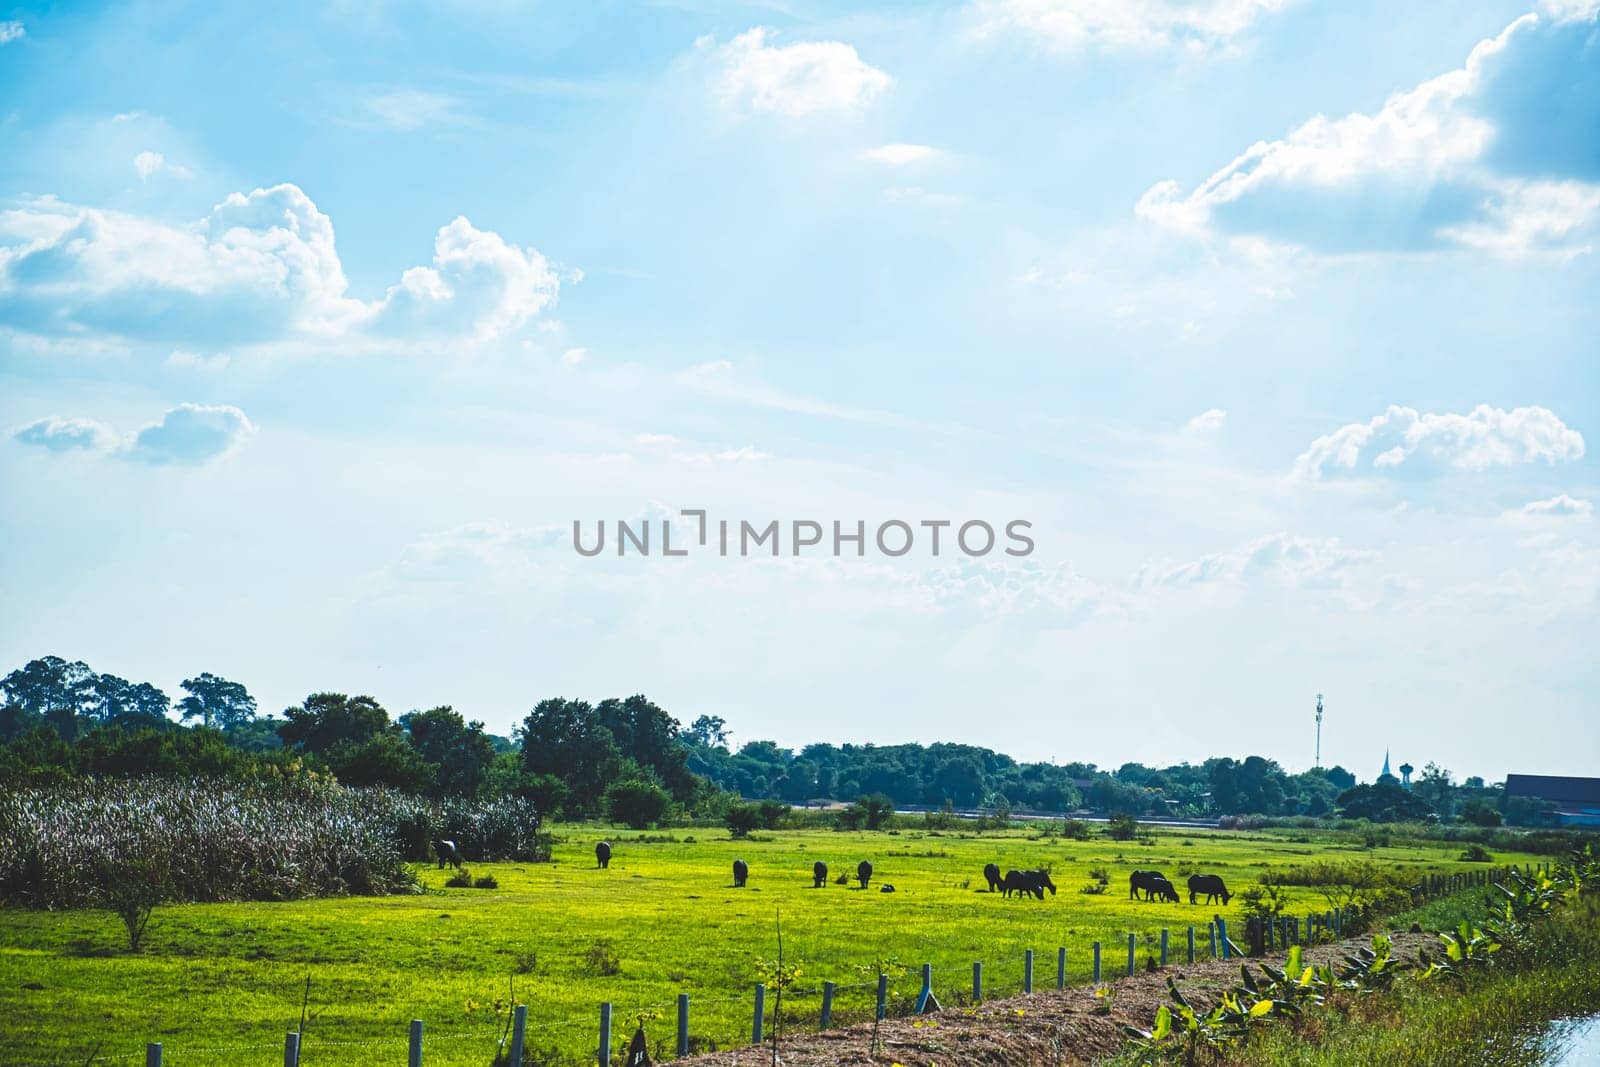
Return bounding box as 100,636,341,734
133,151,191,180
1294,404,1585,481
125,403,255,465
362,89,468,131
702,28,891,117
11,403,254,465
862,144,939,165
561,346,587,365
12,415,115,452
166,349,230,371
1138,10,1600,254
1185,407,1227,432
0,185,561,346
1506,494,1594,519
0,20,22,44
1138,533,1375,588
972,0,1292,53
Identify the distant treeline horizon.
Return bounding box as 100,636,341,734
0,653,1561,828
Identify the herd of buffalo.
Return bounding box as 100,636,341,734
550,840,1230,905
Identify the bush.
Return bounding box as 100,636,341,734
445,868,474,888
725,802,762,838
1459,844,1495,863
1061,818,1091,840
583,940,621,976
1106,812,1140,840
473,873,499,889
604,778,671,830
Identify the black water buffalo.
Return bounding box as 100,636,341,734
595,841,611,869
813,861,829,888
435,839,462,870
1129,870,1173,901
1188,874,1232,905
733,858,749,887
983,863,1003,892
1148,876,1180,903
1002,869,1056,900
857,860,873,888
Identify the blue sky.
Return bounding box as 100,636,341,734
2,0,1596,782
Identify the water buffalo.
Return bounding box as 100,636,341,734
1187,873,1232,905
595,841,611,869
1129,870,1173,901
733,858,749,887
857,860,873,888
813,861,829,888
1148,876,1180,903
983,863,1003,892
1002,869,1056,900
434,839,462,870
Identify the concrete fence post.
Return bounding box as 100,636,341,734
283,1032,299,1067
820,982,835,1030
752,983,766,1045
510,1004,527,1066
876,973,888,1021
145,1044,162,1067
1057,946,1067,989
1160,928,1169,966
1093,941,1102,983
972,962,982,1003
916,963,932,1013
1218,918,1230,960
1187,926,1196,963
1126,933,1136,976
599,1002,612,1067
408,1019,423,1067
677,993,690,1056
1024,949,1034,994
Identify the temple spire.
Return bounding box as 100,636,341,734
1381,748,1391,778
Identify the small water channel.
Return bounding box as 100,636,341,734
1544,1013,1600,1066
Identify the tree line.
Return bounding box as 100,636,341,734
0,654,1544,827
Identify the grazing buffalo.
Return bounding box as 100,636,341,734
1187,874,1232,905
1129,870,1173,901
733,858,749,887
879,884,896,893
1148,876,1180,903
813,861,829,888
1002,869,1056,900
435,839,462,870
595,841,611,869
983,863,1003,893
857,860,873,889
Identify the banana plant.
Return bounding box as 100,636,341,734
1418,920,1501,988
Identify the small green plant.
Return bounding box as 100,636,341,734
1418,921,1502,988
473,873,499,889
96,858,171,953
1458,843,1495,863
445,868,474,888
582,940,621,976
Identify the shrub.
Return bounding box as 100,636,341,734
1061,818,1091,840
583,940,621,976
725,803,762,838
1459,844,1495,863
1106,812,1140,840
473,873,499,889
445,868,474,888
604,778,671,830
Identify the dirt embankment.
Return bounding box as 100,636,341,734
677,930,1435,1066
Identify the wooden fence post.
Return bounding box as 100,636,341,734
1126,933,1136,976
283,1032,299,1067
1093,941,1102,983
1187,926,1196,963
677,993,690,1055
598,1002,612,1067
972,962,982,1003
145,1044,162,1067
752,983,766,1045
1057,946,1067,989
820,982,835,1030
876,973,888,1020
408,1019,423,1067
510,1004,527,1066
1024,949,1034,993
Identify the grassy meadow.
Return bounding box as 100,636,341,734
0,825,1542,1066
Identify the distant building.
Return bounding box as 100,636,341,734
1505,775,1600,827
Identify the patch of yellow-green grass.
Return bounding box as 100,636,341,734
0,827,1542,1066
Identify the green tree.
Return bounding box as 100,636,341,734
1,656,97,740
518,698,621,816
684,714,730,749
178,673,257,731
279,693,390,754
1337,780,1435,822
401,705,496,797
604,776,672,829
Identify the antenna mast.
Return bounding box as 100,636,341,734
1315,693,1324,770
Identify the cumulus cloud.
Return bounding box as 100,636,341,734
1294,404,1585,481
12,415,115,452
862,144,940,165
1506,493,1594,519
11,404,254,465
0,20,22,44
1185,407,1227,432
133,151,191,180
361,88,467,131
971,0,1292,53
0,184,561,346
1138,533,1376,588
701,28,891,117
125,403,255,465
1138,9,1600,253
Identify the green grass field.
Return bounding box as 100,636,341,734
0,825,1540,1067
